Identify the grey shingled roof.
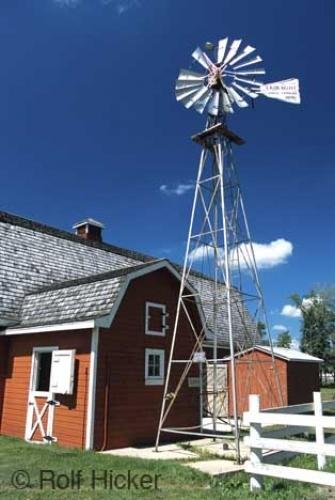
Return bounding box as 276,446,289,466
0,212,149,324
0,211,255,344
188,274,256,346
20,262,159,327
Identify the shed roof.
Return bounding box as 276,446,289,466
256,345,323,363
224,345,323,363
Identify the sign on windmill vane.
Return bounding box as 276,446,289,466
258,78,300,104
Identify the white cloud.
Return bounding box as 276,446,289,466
272,324,288,332
160,183,194,196
302,297,314,309
302,296,321,310
281,304,302,318
188,238,293,270
188,244,218,261
280,296,320,319
230,239,293,270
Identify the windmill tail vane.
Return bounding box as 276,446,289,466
175,37,301,117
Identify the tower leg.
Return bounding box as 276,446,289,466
155,149,207,451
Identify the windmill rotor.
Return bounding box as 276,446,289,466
175,37,300,116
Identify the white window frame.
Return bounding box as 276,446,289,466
145,302,168,337
145,348,165,386
30,346,58,397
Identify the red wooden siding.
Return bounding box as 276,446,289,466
0,330,91,448
94,268,201,450
227,350,287,416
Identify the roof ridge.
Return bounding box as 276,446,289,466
0,210,155,263
25,260,163,295
0,210,216,283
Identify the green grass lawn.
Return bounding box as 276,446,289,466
0,435,334,499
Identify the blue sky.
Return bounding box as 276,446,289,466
1,0,334,343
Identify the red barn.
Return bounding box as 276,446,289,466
0,213,210,449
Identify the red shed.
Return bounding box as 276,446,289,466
226,345,323,415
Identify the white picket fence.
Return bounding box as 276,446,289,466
243,393,335,491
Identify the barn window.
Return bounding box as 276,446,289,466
36,352,52,392
145,349,165,385
145,302,168,336
31,347,58,394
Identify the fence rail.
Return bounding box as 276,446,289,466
243,393,335,491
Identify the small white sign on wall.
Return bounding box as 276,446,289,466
50,349,76,395
193,351,206,363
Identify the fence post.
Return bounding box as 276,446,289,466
314,391,326,470
249,394,263,491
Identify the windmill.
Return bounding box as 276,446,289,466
155,37,300,462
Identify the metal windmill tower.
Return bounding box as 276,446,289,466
155,37,300,462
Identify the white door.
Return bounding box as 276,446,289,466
25,347,58,443
205,363,228,417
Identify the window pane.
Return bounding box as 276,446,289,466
147,353,161,378
36,352,52,392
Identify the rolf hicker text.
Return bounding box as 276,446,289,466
11,469,161,491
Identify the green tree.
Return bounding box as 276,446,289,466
290,288,335,360
276,330,292,348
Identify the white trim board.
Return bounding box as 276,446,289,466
3,320,95,336
85,326,99,450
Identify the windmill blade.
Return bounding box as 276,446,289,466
176,80,204,91
234,76,263,87
226,86,249,108
221,90,234,113
177,68,205,82
222,39,242,67
228,45,256,68
256,78,301,104
207,91,220,116
232,82,259,99
233,55,263,70
184,85,210,109
231,69,266,76
192,47,213,70
217,37,228,64
194,88,213,113
176,85,203,103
